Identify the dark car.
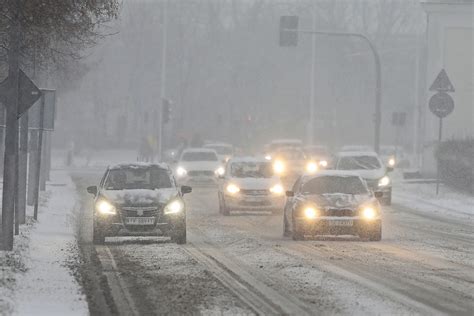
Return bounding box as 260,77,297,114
283,171,382,241
87,163,192,244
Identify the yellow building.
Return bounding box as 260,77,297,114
421,0,473,174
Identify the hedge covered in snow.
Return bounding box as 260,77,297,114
436,138,474,194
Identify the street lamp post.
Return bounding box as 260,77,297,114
300,30,382,153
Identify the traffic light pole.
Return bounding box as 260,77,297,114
157,0,168,161
299,30,382,153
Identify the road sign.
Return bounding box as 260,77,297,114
0,69,42,116
0,89,55,130
429,91,454,118
279,16,299,47
429,69,455,92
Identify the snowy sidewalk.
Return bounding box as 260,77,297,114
0,170,87,316
393,180,474,222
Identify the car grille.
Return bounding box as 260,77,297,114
188,170,214,177
365,179,378,189
323,209,355,217
241,189,269,196
120,206,160,217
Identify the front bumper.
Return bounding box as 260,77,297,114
294,216,381,236
95,210,185,237
224,194,285,211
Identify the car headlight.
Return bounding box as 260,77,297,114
265,155,272,161
388,157,396,167
226,183,240,194
362,207,377,220
215,166,225,176
164,199,184,215
273,160,285,174
319,160,328,168
176,167,187,177
378,176,390,187
96,200,116,215
306,161,318,173
269,184,284,195
304,207,319,219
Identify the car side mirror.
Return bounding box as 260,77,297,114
181,185,192,195
87,186,98,195
374,191,384,198
286,191,294,197
386,166,394,173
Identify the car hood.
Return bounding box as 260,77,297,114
178,161,221,171
296,193,373,209
349,168,386,180
229,177,280,190
101,188,178,207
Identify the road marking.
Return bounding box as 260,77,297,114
184,233,313,316
95,245,140,316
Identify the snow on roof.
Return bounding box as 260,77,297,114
204,142,233,147
336,151,379,157
182,147,217,153
109,162,170,170
301,170,363,182
229,156,269,163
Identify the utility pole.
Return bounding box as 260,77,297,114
157,0,168,161
308,8,316,145
2,0,20,250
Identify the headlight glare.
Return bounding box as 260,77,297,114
388,157,396,167
269,184,284,195
226,184,240,194
164,199,184,215
378,176,390,187
265,155,272,161
362,207,376,220
319,160,328,168
304,207,318,219
176,167,187,177
306,161,318,173
96,200,116,215
273,160,285,174
215,167,225,176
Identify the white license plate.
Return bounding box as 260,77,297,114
328,220,353,227
125,217,155,225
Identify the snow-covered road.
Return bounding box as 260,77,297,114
73,171,473,315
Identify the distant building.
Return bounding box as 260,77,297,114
420,0,473,174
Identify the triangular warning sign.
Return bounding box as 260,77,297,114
429,69,455,92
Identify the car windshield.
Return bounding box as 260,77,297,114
301,176,368,195
276,150,305,160
338,156,381,170
205,145,233,155
105,167,172,190
230,162,273,178
182,151,218,161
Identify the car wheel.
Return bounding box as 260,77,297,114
172,220,187,244
283,215,291,237
93,221,106,245
221,197,230,216
369,225,382,241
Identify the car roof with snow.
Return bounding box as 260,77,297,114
228,156,269,164
336,151,380,158
182,148,218,153
300,170,365,184
204,142,233,147
109,162,170,170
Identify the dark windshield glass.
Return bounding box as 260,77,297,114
301,176,368,195
338,156,381,170
105,167,172,190
182,152,218,161
205,146,233,155
231,162,273,178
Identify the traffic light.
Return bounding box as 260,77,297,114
162,98,172,124
279,16,299,47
